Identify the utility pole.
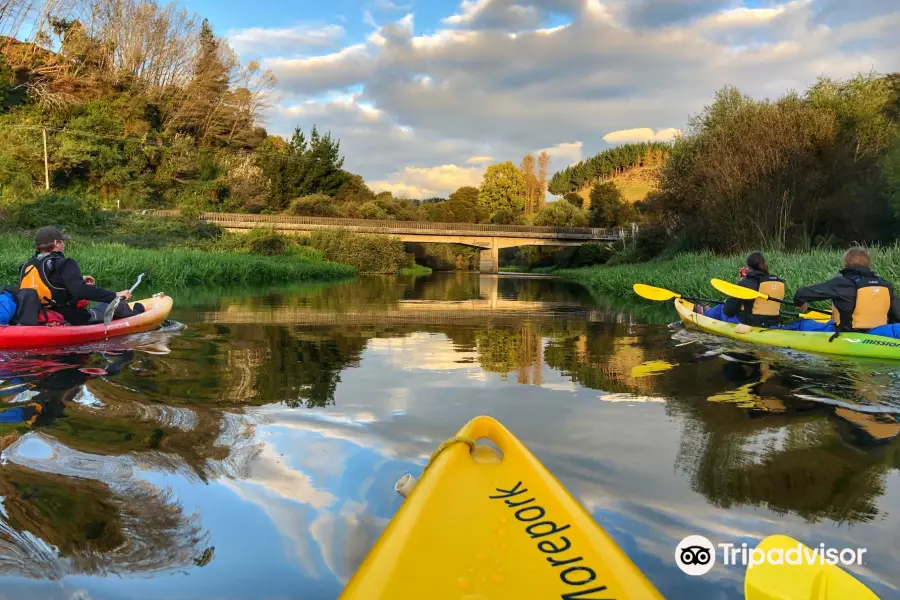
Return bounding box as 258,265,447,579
42,127,50,190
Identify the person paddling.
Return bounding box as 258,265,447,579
795,247,900,334
700,252,785,327
18,226,145,325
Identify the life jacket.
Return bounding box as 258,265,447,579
751,278,785,317
833,273,892,331
19,253,73,308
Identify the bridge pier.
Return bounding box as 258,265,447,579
479,244,499,274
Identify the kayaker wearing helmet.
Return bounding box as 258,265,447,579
795,246,900,334
702,251,786,327
17,226,145,325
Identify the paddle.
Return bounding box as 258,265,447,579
633,283,824,321
103,272,144,327
710,279,831,318
633,283,722,305
745,534,878,600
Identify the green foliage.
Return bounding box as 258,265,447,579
563,192,583,208
307,229,412,273
358,201,390,220
588,182,636,227
6,192,101,232
490,208,519,225
478,161,525,215
448,186,488,223
334,173,375,204
288,194,341,217
653,73,900,253
532,201,589,227
407,243,480,271
548,142,671,195
571,243,617,267
425,201,455,222
883,136,900,218
0,56,14,108
0,234,353,288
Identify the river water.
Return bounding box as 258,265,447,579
1,273,898,599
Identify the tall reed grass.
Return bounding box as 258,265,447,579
557,246,900,302
0,235,355,290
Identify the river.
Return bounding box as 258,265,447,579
1,273,898,599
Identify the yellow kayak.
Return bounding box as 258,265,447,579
340,416,880,600
340,415,664,599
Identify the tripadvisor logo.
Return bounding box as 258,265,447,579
675,535,716,576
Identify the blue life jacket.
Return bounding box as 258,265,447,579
0,290,17,325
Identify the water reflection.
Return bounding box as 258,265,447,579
0,274,898,599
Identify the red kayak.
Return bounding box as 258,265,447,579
0,295,173,351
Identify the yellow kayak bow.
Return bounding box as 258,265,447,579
341,417,879,600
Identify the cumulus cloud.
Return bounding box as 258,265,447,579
536,141,583,166
467,155,494,164
228,24,344,55
370,165,486,198
258,1,900,196
602,128,682,144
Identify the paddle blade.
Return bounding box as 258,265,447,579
710,278,763,301
633,283,679,302
799,312,831,323
745,535,878,600
103,297,121,327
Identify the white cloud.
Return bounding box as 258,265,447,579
602,128,683,144
467,155,494,164
370,164,486,198
376,0,411,10
228,24,344,55
536,141,583,166
260,2,900,194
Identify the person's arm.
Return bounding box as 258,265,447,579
793,277,843,306
722,297,742,317
58,259,117,303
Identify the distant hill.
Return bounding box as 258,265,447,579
548,142,671,207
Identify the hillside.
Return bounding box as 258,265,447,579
548,142,671,207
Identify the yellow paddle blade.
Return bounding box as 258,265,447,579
799,312,831,323
633,283,679,302
710,278,765,301
744,535,879,600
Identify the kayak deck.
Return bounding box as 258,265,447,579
675,298,900,361
340,415,664,599
0,294,173,350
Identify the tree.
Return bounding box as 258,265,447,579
563,192,583,208
537,151,550,211
478,161,525,215
589,181,634,227
448,185,487,223
533,201,589,227
334,173,375,204
520,154,541,214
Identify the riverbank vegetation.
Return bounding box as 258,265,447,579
558,246,900,304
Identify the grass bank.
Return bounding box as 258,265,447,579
0,235,356,290
557,247,900,304
398,264,433,277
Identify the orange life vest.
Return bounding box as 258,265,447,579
752,280,785,317
19,253,70,307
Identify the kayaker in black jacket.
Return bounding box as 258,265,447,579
722,251,786,327
795,247,900,333
17,226,145,326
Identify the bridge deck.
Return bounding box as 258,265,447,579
134,210,632,242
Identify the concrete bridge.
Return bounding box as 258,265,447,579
136,210,634,273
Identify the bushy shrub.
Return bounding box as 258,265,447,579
6,192,102,232
307,229,412,272
288,194,341,217
358,201,390,220
533,201,589,227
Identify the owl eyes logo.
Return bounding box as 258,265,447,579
675,535,716,576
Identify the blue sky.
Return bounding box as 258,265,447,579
177,0,900,198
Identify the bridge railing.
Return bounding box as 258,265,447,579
132,209,635,240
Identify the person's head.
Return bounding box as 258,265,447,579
34,226,71,254
843,246,871,270
746,251,767,273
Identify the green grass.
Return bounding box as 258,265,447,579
398,264,433,277
499,266,531,273
557,246,900,307
0,234,356,290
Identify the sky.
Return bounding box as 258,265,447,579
179,0,900,198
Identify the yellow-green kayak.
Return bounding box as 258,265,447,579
676,299,900,361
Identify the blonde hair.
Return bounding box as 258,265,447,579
843,246,871,269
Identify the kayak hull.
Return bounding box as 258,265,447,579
0,295,173,351
339,415,664,600
675,298,900,361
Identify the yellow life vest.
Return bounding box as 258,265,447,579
833,286,890,330
752,280,785,317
